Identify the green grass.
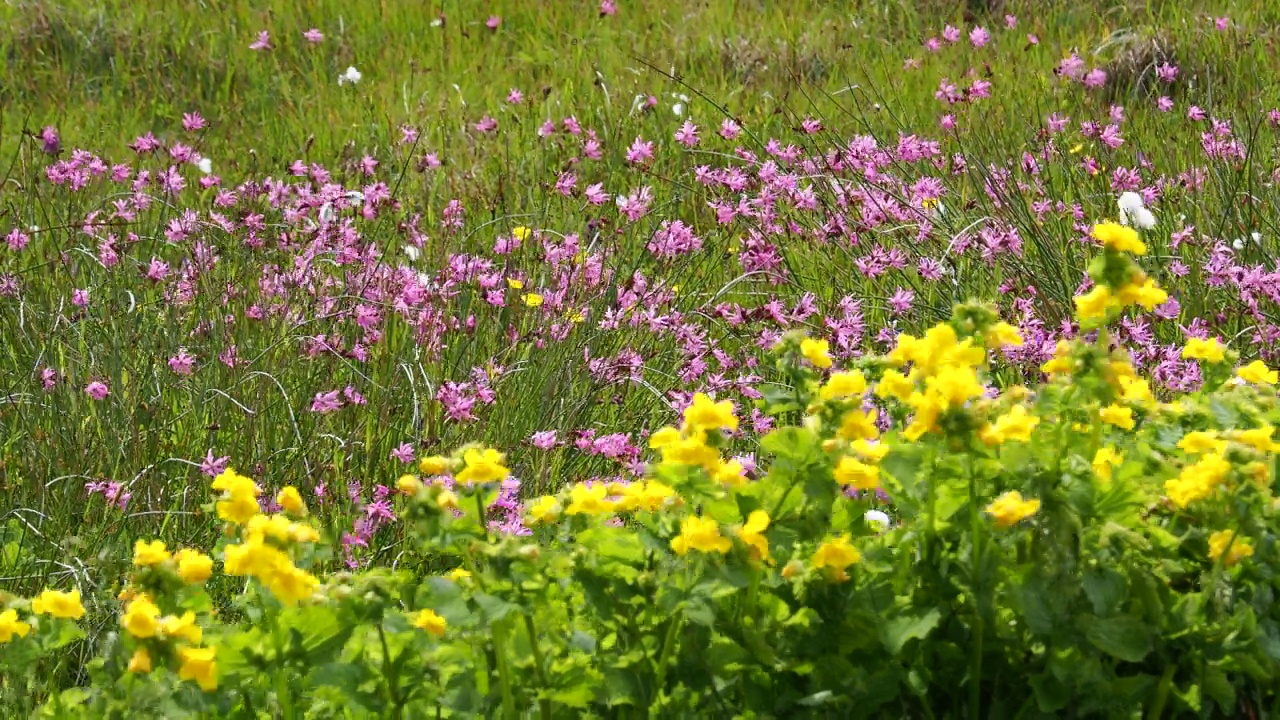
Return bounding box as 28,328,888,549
2,0,1280,703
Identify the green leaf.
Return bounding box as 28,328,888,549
577,527,644,565
473,592,517,622
881,607,942,654
1084,616,1153,663
1030,672,1069,712
1082,568,1127,616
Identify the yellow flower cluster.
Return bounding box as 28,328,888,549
1207,530,1254,566
132,539,214,584
810,536,861,582
882,323,989,441
223,514,322,606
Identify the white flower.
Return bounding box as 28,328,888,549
673,102,685,117
1232,238,1245,250
403,245,421,263
345,190,365,206
338,66,362,85
196,157,213,175
864,510,892,532
1117,191,1155,229
1251,231,1263,245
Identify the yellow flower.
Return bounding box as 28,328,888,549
1117,376,1153,404
1164,452,1230,508
1092,222,1146,255
833,456,879,491
31,589,84,620
1178,431,1226,455
838,409,880,442
712,459,748,489
506,277,524,290
625,480,680,511
924,365,985,407
681,393,739,432
671,516,732,556
1237,360,1278,385
850,438,890,463
177,646,218,691
397,474,423,495
265,566,320,606
174,549,214,584
132,539,171,568
984,491,1041,528
1074,286,1117,323
811,536,861,582
800,338,833,369
1182,337,1226,363
212,468,262,525
418,455,449,476
736,511,771,562
874,369,915,402
526,495,561,524
1041,340,1074,375
512,226,532,242
522,293,544,307
1099,404,1135,431
436,490,460,511
121,596,161,639
223,536,289,578
984,322,1024,348
1092,447,1123,482
0,609,31,643
161,611,203,644
127,647,152,674
1231,424,1280,453
413,609,447,637
1115,278,1167,311
456,448,510,484
647,426,683,449
566,483,614,516
989,405,1040,443
1208,530,1254,566
276,486,306,516
820,370,867,400
446,568,472,583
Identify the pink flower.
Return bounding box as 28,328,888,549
555,171,577,196
486,15,500,29
1083,68,1107,88
249,31,271,50
168,349,196,376
5,229,30,251
969,26,990,47
304,28,324,43
391,443,415,464
530,430,559,449
200,450,230,478
311,390,342,413
85,381,109,401
942,25,960,43
1155,62,1178,83
1215,17,1229,31
40,368,57,390
625,136,654,164
925,37,941,52
584,183,609,205
344,386,367,406
473,116,498,133
1188,106,1206,121
1004,15,1017,29
1027,34,1038,45
939,114,956,130
181,112,207,131
801,117,822,134
40,126,60,154
600,0,616,15
71,288,89,307
719,118,741,139
506,88,524,104
1157,96,1174,112
674,121,700,147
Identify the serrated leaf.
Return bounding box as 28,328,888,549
1084,615,1152,663
881,607,942,654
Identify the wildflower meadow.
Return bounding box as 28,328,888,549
4,0,1280,716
